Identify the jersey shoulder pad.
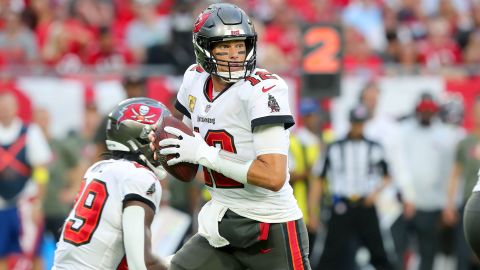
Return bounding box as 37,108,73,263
243,70,288,101
120,162,162,210
245,68,288,93
181,64,208,93
184,64,207,81
84,160,115,177
126,161,159,181
187,64,206,74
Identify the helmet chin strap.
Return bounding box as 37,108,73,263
139,154,167,180
217,70,246,83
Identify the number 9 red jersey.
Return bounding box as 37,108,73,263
53,159,162,270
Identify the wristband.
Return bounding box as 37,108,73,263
197,147,252,184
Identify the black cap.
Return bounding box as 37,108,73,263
349,104,369,122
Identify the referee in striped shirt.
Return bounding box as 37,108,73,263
312,104,392,270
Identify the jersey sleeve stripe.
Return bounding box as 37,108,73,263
123,193,156,212
251,115,295,131
175,100,191,119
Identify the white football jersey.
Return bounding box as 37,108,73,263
53,159,162,270
175,64,302,223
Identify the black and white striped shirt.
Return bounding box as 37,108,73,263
316,136,389,197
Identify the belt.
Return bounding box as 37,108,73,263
333,195,366,206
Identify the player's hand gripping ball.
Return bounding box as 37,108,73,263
154,116,199,182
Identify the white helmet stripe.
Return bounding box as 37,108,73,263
246,48,254,61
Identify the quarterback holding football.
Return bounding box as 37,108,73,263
153,3,310,270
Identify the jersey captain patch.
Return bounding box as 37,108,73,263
268,94,280,113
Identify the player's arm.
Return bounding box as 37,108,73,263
122,200,167,270
246,153,286,191
159,124,289,191
364,145,391,206
244,124,289,191
364,171,391,206
308,176,322,232
442,161,463,225
445,161,462,210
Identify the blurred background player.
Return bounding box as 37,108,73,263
53,97,169,270
392,95,457,270
463,159,480,262
0,91,51,270
444,96,480,270
435,93,467,265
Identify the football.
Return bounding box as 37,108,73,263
154,116,199,182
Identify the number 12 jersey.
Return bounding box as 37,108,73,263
175,65,302,223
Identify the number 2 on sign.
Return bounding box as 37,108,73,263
303,26,341,73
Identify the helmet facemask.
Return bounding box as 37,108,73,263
194,36,256,83
123,130,166,179
192,3,257,83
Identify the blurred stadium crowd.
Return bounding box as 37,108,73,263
2,0,480,270
1,0,480,75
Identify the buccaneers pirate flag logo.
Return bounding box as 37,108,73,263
268,94,280,113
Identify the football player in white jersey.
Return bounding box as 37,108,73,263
151,3,310,270
53,98,170,270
